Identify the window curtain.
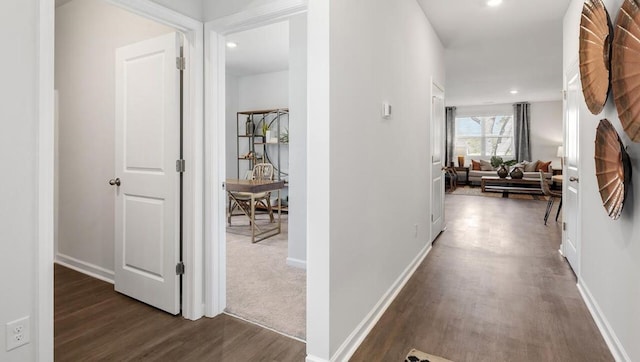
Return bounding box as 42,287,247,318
513,102,531,162
445,106,456,167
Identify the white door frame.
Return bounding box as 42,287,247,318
561,59,581,276
37,0,204,359
430,80,445,242
203,0,307,317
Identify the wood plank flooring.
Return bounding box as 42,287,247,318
54,265,306,361
351,195,613,361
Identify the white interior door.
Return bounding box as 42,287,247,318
431,83,446,242
114,32,182,314
563,63,580,276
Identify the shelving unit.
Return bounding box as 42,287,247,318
236,108,289,211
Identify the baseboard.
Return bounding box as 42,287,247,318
577,279,630,361
287,257,307,269
55,253,115,284
306,355,327,362
329,242,433,362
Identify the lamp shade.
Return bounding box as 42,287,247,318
557,146,564,157
455,146,467,156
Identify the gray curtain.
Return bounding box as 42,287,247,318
445,106,456,167
513,102,531,162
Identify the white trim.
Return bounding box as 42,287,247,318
55,254,115,284
306,355,328,362
207,0,307,35
204,27,228,317
330,243,433,362
577,280,630,362
38,3,204,359
287,257,307,269
102,0,201,31
223,312,306,343
37,1,55,361
203,1,308,319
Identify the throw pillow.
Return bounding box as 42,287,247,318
471,160,481,170
479,159,494,171
524,160,538,172
536,161,552,172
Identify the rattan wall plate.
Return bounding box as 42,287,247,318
612,0,640,141
580,0,612,115
594,119,631,220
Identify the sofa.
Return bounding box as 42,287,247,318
467,159,553,185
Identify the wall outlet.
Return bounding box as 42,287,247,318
6,316,30,351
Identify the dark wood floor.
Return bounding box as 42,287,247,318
56,195,613,361
54,265,306,361
351,195,613,361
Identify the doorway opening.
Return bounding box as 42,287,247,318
53,0,193,352
222,17,308,340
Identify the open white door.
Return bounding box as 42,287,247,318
563,62,580,276
431,82,446,242
113,32,182,315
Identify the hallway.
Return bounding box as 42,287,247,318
351,195,612,361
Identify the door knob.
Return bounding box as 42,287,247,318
569,176,579,183
109,178,121,186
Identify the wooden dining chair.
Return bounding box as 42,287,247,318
539,171,562,225
227,163,275,225
444,167,458,192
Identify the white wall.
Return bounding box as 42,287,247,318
55,0,173,278
287,13,307,268
0,0,38,360
314,0,446,358
564,1,640,361
530,101,563,169
225,74,239,178
226,70,289,178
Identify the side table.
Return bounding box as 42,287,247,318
454,166,470,185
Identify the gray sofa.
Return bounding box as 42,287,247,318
466,160,553,185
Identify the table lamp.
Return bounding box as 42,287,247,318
455,146,467,167
557,145,564,169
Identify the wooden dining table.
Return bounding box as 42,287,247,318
225,179,285,243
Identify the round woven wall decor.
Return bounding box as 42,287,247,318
594,119,631,220
579,0,612,115
612,0,640,141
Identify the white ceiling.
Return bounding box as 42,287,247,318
225,20,290,77
417,0,571,106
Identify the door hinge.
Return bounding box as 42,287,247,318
176,159,186,173
176,56,186,70
563,222,567,231
222,182,226,190
176,261,185,275
563,90,567,100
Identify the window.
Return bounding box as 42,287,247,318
455,115,514,157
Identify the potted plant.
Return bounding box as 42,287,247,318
490,156,517,178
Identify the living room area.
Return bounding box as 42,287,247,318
443,101,563,203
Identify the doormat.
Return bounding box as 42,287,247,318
405,348,453,362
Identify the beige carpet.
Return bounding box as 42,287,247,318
226,212,306,340
449,185,549,201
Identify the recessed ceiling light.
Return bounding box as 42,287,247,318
226,42,238,48
487,0,503,7
510,90,519,94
